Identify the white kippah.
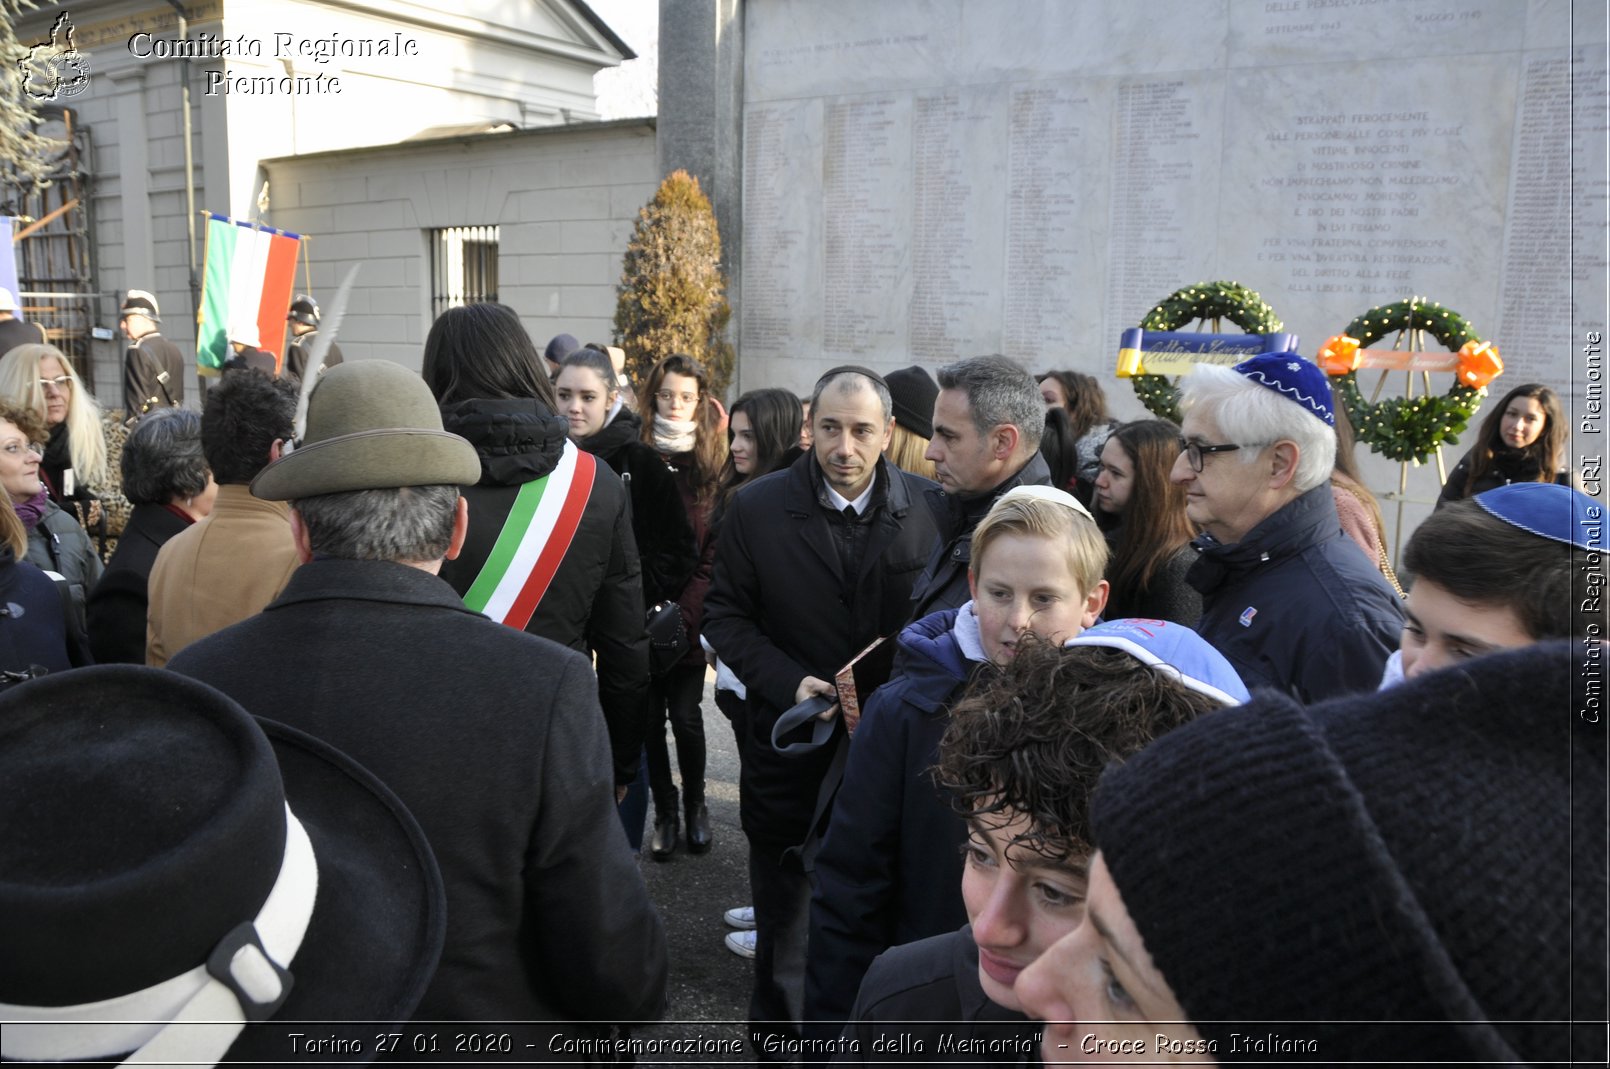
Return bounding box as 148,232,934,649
997,483,1095,523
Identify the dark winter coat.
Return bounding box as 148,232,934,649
25,497,103,627
86,503,190,664
806,608,981,1034
0,542,77,677
831,927,1036,1066
123,332,185,416
908,452,1052,621
168,559,669,1026
283,332,345,383
1101,535,1203,626
702,453,939,856
438,398,651,786
656,446,716,670
579,407,698,608
1187,484,1402,702
1436,446,1577,508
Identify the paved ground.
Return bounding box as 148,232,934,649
631,674,762,1063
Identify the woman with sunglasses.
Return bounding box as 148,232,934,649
0,343,130,560
637,354,728,860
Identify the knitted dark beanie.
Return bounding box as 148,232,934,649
1091,641,1604,1063
884,364,939,439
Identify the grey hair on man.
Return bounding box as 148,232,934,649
936,355,1044,452
121,407,210,506
809,365,893,424
294,485,461,564
1179,363,1336,492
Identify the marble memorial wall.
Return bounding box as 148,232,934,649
739,0,1606,418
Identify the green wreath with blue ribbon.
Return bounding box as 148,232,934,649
1130,281,1283,423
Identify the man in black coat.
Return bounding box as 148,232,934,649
118,289,185,417
168,361,668,1032
702,366,938,1060
908,354,1051,621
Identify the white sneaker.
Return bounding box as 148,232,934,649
722,905,756,930
724,929,757,959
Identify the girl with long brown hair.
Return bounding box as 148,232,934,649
1437,382,1573,507
1092,419,1202,625
638,354,728,860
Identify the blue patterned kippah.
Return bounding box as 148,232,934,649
1474,482,1602,551
1233,352,1335,426
1065,618,1251,707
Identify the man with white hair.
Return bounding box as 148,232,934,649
0,288,45,356
1173,353,1401,701
118,290,184,416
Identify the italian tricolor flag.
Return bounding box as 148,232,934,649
196,214,301,375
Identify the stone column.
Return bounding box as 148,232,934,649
106,66,155,292
657,0,744,387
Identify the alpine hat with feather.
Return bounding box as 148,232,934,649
0,665,446,1065
251,360,480,500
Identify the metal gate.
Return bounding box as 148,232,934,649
5,104,100,391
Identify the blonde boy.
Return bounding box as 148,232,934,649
804,486,1108,1037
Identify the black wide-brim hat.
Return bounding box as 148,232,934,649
0,666,446,1065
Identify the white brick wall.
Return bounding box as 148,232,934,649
261,120,659,369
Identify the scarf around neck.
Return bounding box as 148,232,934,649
653,413,698,455
14,488,48,531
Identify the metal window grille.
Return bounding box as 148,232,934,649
430,225,499,316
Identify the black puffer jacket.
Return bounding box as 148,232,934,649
438,398,651,786
579,407,698,608
1436,446,1577,509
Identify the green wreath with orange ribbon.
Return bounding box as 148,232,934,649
1129,280,1284,423
1316,299,1502,464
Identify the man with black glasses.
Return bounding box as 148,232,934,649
1171,353,1401,701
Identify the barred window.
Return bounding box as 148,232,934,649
429,225,499,315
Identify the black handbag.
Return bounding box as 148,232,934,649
645,600,690,675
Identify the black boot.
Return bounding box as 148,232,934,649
650,792,679,861
685,794,712,855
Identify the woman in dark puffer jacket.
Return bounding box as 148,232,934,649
424,304,651,797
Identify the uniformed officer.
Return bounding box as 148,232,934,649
119,290,185,417
283,294,343,382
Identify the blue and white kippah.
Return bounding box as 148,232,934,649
1233,352,1335,426
1474,482,1602,551
1065,618,1251,706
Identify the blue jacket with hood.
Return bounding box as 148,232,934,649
803,605,988,1037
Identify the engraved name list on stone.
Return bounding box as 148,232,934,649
1004,83,1095,364
909,86,1008,361
742,103,815,358
1103,79,1208,334
822,96,906,356
1496,55,1574,384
